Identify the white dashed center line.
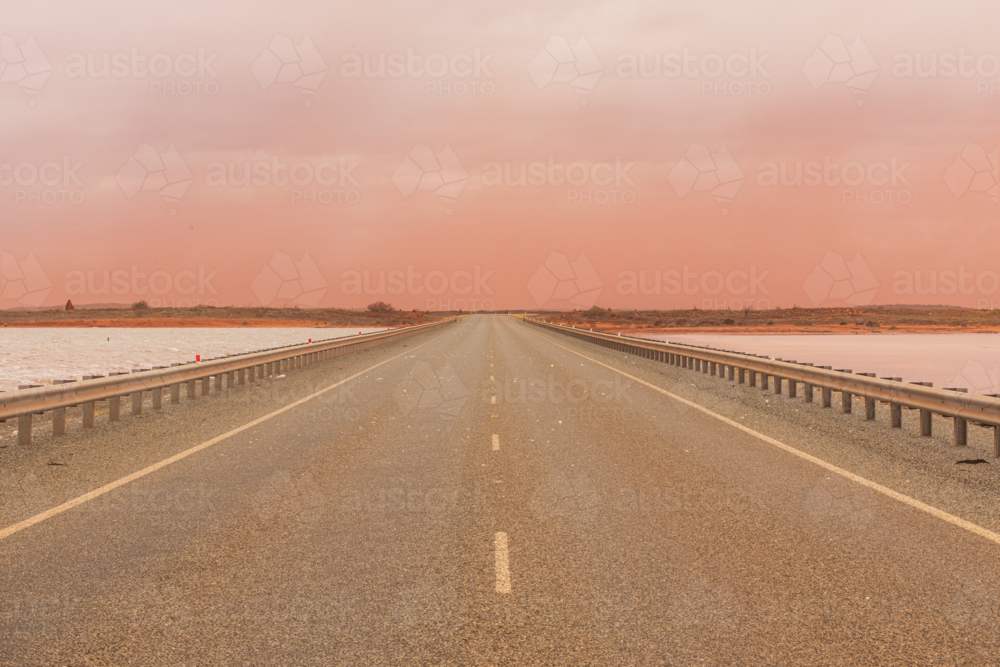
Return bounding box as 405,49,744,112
495,532,511,594
491,395,496,404
492,433,499,451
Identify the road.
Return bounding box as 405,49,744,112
2,314,1000,665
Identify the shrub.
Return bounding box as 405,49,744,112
367,301,394,313
132,300,149,310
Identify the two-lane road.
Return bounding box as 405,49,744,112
2,315,999,665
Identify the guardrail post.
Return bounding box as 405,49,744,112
994,427,999,458
50,380,72,435
131,390,143,415
49,406,65,436
954,417,967,446
749,370,756,387
890,403,902,427
836,370,853,413
912,382,933,436
761,373,769,391
822,387,832,408
81,400,95,427
774,376,783,394
946,388,969,445
187,379,197,399
80,375,101,427
17,414,32,445
702,360,709,374
737,368,745,384
109,396,121,420
801,363,813,403
788,378,797,398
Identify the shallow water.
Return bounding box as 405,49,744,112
637,333,1000,396
0,327,383,391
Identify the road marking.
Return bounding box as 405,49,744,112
0,335,443,542
495,531,511,593
491,395,496,404
492,434,500,451
536,332,1000,549
491,375,494,381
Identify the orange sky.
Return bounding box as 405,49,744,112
1,0,998,312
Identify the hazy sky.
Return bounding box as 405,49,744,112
1,0,998,311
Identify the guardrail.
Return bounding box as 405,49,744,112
1,317,459,445
525,318,1000,457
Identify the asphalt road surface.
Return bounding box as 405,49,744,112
2,314,1000,665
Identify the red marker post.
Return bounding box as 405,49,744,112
196,355,201,362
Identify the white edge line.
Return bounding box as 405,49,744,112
0,335,440,542
537,331,1000,548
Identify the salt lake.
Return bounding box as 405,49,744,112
0,327,383,391
638,333,1000,396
